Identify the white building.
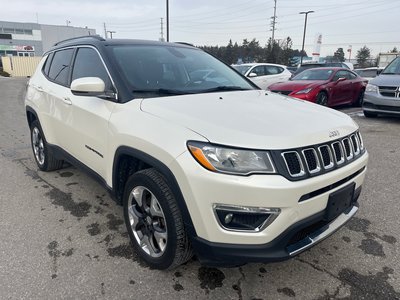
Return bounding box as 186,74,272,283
0,20,96,57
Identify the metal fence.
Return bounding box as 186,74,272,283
1,56,41,77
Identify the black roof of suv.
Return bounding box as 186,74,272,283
47,35,194,54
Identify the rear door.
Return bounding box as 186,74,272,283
264,65,287,87
45,48,75,148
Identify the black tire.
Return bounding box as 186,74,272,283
30,120,64,171
363,110,378,118
123,168,193,269
316,91,328,106
353,90,364,107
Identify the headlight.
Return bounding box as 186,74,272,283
366,83,378,93
295,87,313,94
187,142,276,175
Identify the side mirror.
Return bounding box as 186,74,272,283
248,72,258,78
71,77,105,95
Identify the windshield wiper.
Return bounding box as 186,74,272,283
381,72,399,75
133,88,189,96
201,86,252,93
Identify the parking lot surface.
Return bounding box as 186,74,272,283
0,77,399,299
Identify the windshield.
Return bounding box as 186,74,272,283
382,57,400,75
109,45,255,97
232,65,252,75
292,69,334,80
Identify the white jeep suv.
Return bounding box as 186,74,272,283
25,36,368,269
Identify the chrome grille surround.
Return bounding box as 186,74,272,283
302,148,321,174
279,131,365,179
350,134,360,155
342,138,354,160
318,145,334,170
281,151,305,177
332,141,345,165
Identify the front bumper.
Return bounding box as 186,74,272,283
170,149,367,265
363,92,400,115
192,200,360,266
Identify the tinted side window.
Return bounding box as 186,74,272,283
348,71,357,79
333,70,348,81
72,48,112,90
265,66,282,75
251,66,266,76
48,49,74,86
42,53,54,76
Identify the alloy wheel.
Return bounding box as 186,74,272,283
127,186,168,258
32,127,45,165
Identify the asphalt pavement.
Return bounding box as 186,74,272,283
0,77,399,299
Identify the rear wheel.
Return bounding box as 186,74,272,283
316,91,328,106
363,110,378,118
30,120,64,171
123,168,193,269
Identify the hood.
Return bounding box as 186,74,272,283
369,74,400,86
140,90,357,149
269,80,326,92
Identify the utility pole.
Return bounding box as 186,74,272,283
270,0,277,42
299,10,314,65
166,0,170,42
107,31,116,39
160,18,165,42
66,20,71,27
104,22,107,39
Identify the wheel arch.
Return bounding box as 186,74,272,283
112,146,197,237
26,106,39,128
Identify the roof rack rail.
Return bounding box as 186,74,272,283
174,42,195,47
54,35,105,46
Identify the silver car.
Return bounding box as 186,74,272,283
363,57,400,117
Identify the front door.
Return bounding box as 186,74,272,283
66,47,117,177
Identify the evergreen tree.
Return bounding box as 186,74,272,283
356,46,371,67
333,48,345,62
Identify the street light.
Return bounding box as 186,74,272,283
299,10,314,65
166,0,169,42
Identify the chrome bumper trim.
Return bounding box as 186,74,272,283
288,205,358,256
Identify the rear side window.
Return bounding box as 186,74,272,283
48,49,74,86
42,53,54,76
71,47,112,90
251,66,266,76
266,66,283,75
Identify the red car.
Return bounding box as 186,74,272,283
268,67,367,107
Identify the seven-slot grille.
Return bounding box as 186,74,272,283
281,132,364,178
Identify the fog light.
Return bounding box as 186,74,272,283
224,213,233,224
213,204,280,232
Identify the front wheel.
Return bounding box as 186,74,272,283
123,168,193,269
316,91,328,106
363,110,378,118
30,120,63,171
353,90,365,107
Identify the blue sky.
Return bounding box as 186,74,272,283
1,0,399,57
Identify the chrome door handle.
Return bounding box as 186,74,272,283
62,97,72,105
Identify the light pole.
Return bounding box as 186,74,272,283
166,0,169,42
107,31,116,39
299,10,314,65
